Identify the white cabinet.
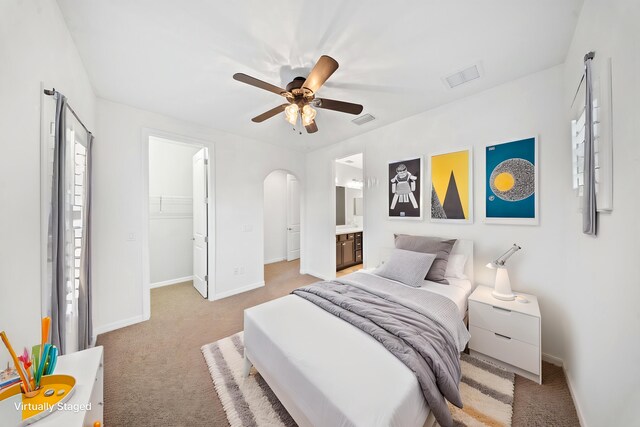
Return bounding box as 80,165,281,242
35,346,104,426
468,286,542,384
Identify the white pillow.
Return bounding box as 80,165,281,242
444,254,468,279
375,249,437,288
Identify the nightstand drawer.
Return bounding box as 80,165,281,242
470,325,540,375
469,300,539,346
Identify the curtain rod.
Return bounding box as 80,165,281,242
44,88,93,135
570,51,596,109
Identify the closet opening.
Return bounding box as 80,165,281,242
146,136,211,309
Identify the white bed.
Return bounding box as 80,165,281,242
243,240,473,427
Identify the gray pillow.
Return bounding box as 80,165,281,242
375,249,436,288
394,234,457,284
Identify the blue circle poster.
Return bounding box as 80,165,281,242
486,137,537,222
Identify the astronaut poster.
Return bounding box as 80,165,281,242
388,157,422,219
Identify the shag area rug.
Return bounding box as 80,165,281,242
202,332,514,427
450,352,515,426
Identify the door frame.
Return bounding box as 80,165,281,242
261,169,304,272
332,152,366,276
141,128,216,320
192,147,210,299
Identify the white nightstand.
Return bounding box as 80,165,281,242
468,286,542,384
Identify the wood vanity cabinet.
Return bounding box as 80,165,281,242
336,232,363,271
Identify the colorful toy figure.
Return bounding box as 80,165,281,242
390,163,418,209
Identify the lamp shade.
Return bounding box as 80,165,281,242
491,267,515,301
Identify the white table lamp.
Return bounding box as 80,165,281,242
486,244,521,301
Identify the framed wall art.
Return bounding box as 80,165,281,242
484,137,538,225
429,148,473,223
388,157,423,220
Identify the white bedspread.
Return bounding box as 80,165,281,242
244,295,429,427
243,274,471,427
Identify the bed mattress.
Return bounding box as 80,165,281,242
243,275,471,427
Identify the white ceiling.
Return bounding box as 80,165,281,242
56,0,583,152
336,153,363,170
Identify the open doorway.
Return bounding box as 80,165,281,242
334,153,364,277
147,136,210,300
263,170,301,279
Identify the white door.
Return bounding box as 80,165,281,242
192,148,208,298
286,174,300,261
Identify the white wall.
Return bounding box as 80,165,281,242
306,66,570,360
335,162,363,187
263,170,288,264
0,0,96,366
92,98,306,335
148,138,200,285
149,138,199,199
561,0,640,425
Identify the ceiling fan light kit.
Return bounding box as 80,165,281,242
233,55,364,134
302,105,317,126
284,104,299,125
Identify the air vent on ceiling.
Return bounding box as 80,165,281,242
352,113,376,126
444,65,481,88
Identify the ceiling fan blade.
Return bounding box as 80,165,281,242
315,98,363,115
305,120,318,134
251,104,289,123
233,73,289,97
302,55,339,94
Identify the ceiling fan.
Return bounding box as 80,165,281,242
233,55,364,134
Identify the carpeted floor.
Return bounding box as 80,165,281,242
97,260,580,426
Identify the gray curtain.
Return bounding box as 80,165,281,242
49,91,94,354
582,52,597,235
78,133,93,350
50,93,68,354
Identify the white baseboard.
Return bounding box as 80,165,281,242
264,257,286,265
93,314,146,342
213,281,265,300
304,270,331,281
150,275,194,289
542,352,563,367
563,365,588,427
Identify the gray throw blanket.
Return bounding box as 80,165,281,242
292,272,470,427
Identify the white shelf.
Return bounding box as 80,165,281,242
35,346,103,426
